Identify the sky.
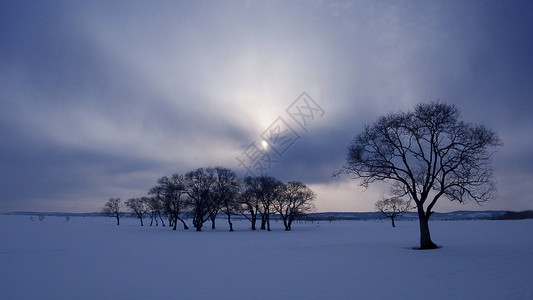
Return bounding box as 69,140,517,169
1,0,532,213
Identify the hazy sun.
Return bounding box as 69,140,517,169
261,140,268,149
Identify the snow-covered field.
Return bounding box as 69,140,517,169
1,215,531,299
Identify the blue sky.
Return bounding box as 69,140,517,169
1,0,532,212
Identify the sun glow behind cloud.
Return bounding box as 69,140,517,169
72,2,334,168
1,1,532,212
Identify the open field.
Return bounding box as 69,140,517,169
1,215,532,299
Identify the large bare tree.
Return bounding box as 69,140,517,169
337,102,501,249
103,197,122,225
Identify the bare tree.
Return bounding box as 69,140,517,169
213,167,241,231
149,184,172,226
103,197,122,225
168,174,190,230
146,196,165,226
185,167,216,231
125,198,149,226
207,169,223,230
237,183,260,230
337,102,501,249
273,182,316,231
375,197,412,227
244,176,282,231
150,174,189,230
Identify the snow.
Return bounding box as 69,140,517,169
1,215,532,299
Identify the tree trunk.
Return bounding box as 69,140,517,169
282,216,289,231
390,216,396,228
194,217,202,231
418,212,438,249
115,215,120,226
260,214,266,230
227,214,234,232
140,217,144,226
173,217,178,230
287,216,294,231
210,216,216,230
178,218,189,230
266,211,271,231
251,213,257,230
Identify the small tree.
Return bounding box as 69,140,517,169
103,197,122,225
244,176,282,231
185,167,216,231
146,196,165,226
213,166,241,232
150,174,189,230
375,197,412,227
125,198,149,226
237,184,260,230
273,182,316,231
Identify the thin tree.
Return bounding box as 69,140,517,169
375,197,412,227
149,184,172,226
103,197,122,225
207,169,224,230
125,198,149,226
273,181,316,231
213,166,241,232
336,102,501,249
237,183,260,230
146,196,165,226
150,174,189,230
244,176,281,231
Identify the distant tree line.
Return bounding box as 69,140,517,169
103,167,316,231
493,210,533,220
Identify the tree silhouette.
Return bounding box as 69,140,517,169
213,166,241,232
185,167,216,231
125,198,149,226
337,102,501,249
150,174,189,230
244,176,282,231
273,182,316,231
146,196,165,226
375,197,412,227
103,197,122,225
238,182,261,230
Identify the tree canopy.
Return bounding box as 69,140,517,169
337,102,501,249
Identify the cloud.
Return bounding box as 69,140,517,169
1,0,532,212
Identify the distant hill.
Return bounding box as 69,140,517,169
492,210,533,220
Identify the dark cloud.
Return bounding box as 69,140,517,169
1,0,532,212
